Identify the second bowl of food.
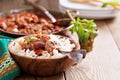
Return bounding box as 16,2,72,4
0,8,71,37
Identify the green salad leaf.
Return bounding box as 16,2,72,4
102,0,119,8
70,18,98,44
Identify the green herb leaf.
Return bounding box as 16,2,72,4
70,18,98,44
24,37,37,44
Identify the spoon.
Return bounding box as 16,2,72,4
25,0,56,23
61,49,86,63
24,0,75,26
53,10,79,35
63,10,87,63
45,37,86,63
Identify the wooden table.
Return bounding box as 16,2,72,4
1,0,120,80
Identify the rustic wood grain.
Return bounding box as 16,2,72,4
0,0,25,11
65,21,120,80
105,14,120,51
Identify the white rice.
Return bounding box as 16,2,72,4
49,35,75,52
10,35,75,58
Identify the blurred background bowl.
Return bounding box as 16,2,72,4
0,8,70,38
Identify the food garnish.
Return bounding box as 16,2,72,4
24,36,37,44
70,18,98,52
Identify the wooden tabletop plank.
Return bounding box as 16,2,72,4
0,0,25,11
65,21,120,80
105,14,120,50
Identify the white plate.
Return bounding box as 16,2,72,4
59,0,120,19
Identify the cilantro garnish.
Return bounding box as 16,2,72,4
70,18,98,44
